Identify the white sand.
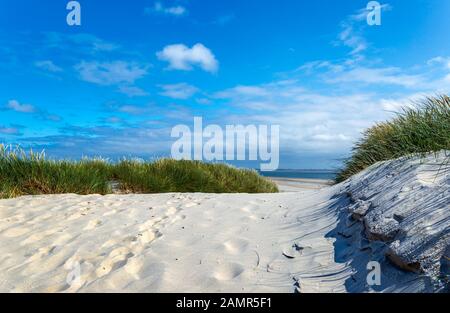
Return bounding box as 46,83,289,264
0,189,347,293
0,152,448,293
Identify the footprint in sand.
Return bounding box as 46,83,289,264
166,197,181,205
102,238,119,248
184,202,200,208
103,209,118,217
213,263,245,281
3,213,26,223
240,204,258,213
124,256,144,276
95,247,134,278
172,214,187,223
137,230,162,245
84,219,103,230
240,214,258,223
282,243,304,259
28,245,57,262
30,212,53,223
109,247,133,258
66,212,85,221
21,228,58,245
167,207,178,215
223,238,250,255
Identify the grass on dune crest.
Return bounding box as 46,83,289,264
0,146,278,199
336,95,450,182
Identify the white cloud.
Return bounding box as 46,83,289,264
215,85,270,99
6,100,36,113
75,61,148,86
118,86,149,97
338,23,367,55
214,14,235,26
196,98,211,105
297,61,344,74
325,66,424,87
379,93,425,112
427,56,450,69
156,43,219,73
105,116,123,124
3,100,61,121
348,3,392,22
337,4,392,56
35,60,63,73
118,105,152,115
212,81,382,154
311,133,350,142
210,48,450,156
0,126,21,135
44,32,119,54
228,86,270,97
147,2,187,16
159,83,199,99
445,74,450,83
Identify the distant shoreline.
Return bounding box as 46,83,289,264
259,169,337,181
267,176,333,192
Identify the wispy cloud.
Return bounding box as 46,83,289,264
116,104,153,116
3,100,61,122
103,116,123,124
212,80,384,153
44,32,119,54
159,83,199,99
215,85,272,99
5,100,36,113
338,23,367,55
34,60,63,73
379,93,424,112
146,1,187,17
294,54,450,92
118,86,149,97
0,125,22,136
324,66,424,87
427,56,450,69
157,43,219,73
337,3,392,56
75,61,149,86
211,48,450,156
214,14,235,26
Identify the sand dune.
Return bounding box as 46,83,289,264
0,152,448,293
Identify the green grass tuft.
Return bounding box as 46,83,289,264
336,95,450,182
0,146,278,198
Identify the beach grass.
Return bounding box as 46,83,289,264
336,95,450,182
0,146,278,198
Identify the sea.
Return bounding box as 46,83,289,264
258,169,337,180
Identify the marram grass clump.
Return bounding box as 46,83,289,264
0,146,278,198
336,95,450,182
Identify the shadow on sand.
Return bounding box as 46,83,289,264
324,192,436,293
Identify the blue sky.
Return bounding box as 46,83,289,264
1,0,450,169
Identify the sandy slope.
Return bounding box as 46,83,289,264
0,152,448,293
335,151,449,292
